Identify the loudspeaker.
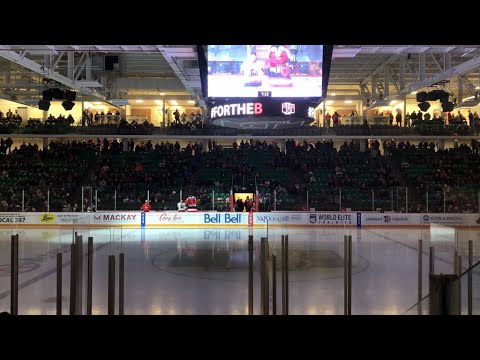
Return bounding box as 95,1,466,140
65,90,76,101
416,91,428,102
442,102,454,112
427,90,449,102
62,100,75,111
38,100,51,111
42,89,52,101
418,101,431,112
51,88,65,99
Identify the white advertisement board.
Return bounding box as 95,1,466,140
0,211,478,228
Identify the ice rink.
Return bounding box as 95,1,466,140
0,226,479,315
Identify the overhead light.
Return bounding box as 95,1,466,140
188,100,195,104
170,100,178,105
331,93,336,96
155,100,163,105
418,101,431,112
326,100,334,105
42,89,53,101
38,100,50,111
136,99,143,103
160,93,165,96
411,91,417,95
389,100,398,105
344,100,352,104
65,90,76,101
93,102,102,105
476,86,480,90
62,100,75,111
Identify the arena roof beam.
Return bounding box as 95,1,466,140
18,45,58,55
399,57,406,90
419,54,426,81
50,52,65,72
430,54,443,72
400,56,480,94
404,59,419,82
0,50,118,106
457,75,476,95
159,46,205,108
74,53,88,81
384,65,400,94
359,47,414,86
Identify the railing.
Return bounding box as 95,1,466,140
2,184,478,213
6,120,480,137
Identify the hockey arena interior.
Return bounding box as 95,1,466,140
0,45,479,315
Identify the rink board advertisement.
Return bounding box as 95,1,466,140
361,213,480,227
0,211,479,228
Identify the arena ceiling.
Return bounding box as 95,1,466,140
0,45,478,109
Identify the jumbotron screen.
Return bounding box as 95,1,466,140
207,45,323,98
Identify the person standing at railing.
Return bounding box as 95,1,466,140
405,112,411,127
395,109,402,127
5,137,12,154
173,109,180,124
141,200,151,212
417,111,423,121
325,112,331,128
177,200,186,211
332,111,340,127
81,109,87,126
185,195,198,211
468,110,474,126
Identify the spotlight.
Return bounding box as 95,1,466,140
62,100,75,111
51,88,65,99
42,89,52,101
418,101,431,112
442,102,454,112
65,90,76,101
38,100,51,111
427,90,449,102
416,91,428,102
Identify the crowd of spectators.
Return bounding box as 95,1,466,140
0,139,97,211
1,136,480,213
